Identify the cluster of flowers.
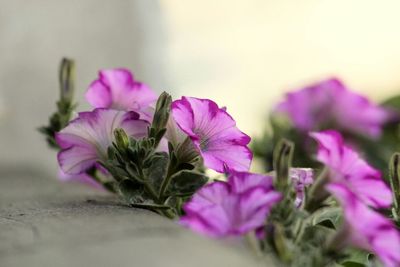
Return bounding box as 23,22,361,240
43,61,400,267
57,68,252,176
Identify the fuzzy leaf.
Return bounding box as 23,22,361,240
339,249,372,267
145,152,169,192
168,170,208,196
118,179,144,203
312,207,342,229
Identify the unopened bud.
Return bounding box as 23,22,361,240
273,139,294,191
114,128,130,151
389,153,400,212
152,92,172,132
59,58,75,103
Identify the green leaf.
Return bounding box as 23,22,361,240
312,207,342,229
118,179,144,203
144,152,169,192
167,170,208,196
339,248,372,267
129,202,172,210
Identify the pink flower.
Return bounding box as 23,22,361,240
171,97,252,173
276,78,392,139
290,168,313,207
56,108,149,175
310,130,392,208
180,171,281,238
327,183,400,267
85,69,158,120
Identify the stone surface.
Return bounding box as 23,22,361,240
0,165,271,267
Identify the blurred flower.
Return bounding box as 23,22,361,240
327,183,400,267
275,78,392,139
85,68,158,120
310,130,392,208
56,108,148,174
181,171,281,238
290,168,313,207
172,97,252,173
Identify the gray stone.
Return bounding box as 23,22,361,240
0,165,271,267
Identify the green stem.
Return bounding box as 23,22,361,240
392,207,400,223
304,168,329,212
158,161,177,201
137,167,159,202
293,218,305,244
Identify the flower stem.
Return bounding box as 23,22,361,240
304,168,329,212
158,161,177,201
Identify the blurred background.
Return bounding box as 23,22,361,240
1,0,400,175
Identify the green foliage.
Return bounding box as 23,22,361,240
167,170,208,197
311,207,342,229
102,93,209,218
338,248,375,267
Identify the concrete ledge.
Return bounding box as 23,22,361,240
0,165,270,267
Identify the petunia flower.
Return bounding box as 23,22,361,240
85,68,158,120
310,130,392,208
180,171,281,238
275,78,392,139
290,168,313,207
171,97,252,173
56,108,149,175
327,183,400,267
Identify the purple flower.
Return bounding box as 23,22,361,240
171,97,252,173
290,168,313,207
310,130,392,208
327,183,400,267
56,108,149,175
180,171,281,238
85,69,158,120
275,78,392,139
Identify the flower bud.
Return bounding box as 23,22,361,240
273,139,294,191
389,153,400,212
59,58,75,103
114,128,130,151
152,92,172,132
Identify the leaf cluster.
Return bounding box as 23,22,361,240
102,93,208,218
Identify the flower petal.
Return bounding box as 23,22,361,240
228,170,273,194
56,108,149,175
310,130,392,208
172,97,252,172
276,78,392,138
58,146,98,174
85,69,158,118
85,80,112,108
327,183,400,267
